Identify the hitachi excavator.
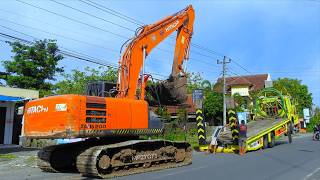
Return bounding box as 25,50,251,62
23,5,195,178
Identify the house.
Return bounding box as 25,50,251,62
215,73,272,97
0,86,39,145
151,94,197,121
166,95,197,120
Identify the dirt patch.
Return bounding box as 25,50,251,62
0,148,38,170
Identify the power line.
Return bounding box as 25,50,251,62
5,3,222,78
0,32,118,68
49,0,135,32
1,24,216,77
76,0,227,62
231,59,252,75
13,0,250,77
78,0,145,26
190,42,224,57
0,8,118,46
1,32,170,81
15,0,129,40
0,39,8,43
0,19,118,53
0,31,179,79
81,0,251,74
0,24,36,40
228,66,242,76
12,0,188,62
76,1,227,67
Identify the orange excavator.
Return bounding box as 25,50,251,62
23,5,195,178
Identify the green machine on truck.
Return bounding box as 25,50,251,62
216,87,299,153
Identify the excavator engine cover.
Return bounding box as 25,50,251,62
24,95,163,138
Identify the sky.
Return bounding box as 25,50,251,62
0,0,319,106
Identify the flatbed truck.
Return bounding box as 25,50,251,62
215,88,298,153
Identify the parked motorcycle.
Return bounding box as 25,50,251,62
314,131,320,141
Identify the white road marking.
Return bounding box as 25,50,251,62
304,167,320,180
151,165,208,179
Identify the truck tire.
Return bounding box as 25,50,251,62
269,132,276,148
288,122,293,144
263,135,268,149
291,120,296,134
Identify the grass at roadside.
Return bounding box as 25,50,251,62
141,127,200,149
0,154,18,160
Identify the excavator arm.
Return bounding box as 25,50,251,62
117,5,195,99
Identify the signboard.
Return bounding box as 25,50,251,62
303,108,310,123
192,89,203,109
237,112,248,124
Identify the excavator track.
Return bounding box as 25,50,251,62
37,145,58,173
37,139,192,179
76,140,192,179
37,141,85,173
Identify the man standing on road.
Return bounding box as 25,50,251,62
238,120,247,156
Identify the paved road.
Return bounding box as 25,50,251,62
1,134,319,180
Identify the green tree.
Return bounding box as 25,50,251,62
154,106,171,122
203,91,223,125
176,108,187,127
186,72,203,93
273,78,312,116
2,40,63,96
55,66,117,94
233,93,245,112
307,107,320,132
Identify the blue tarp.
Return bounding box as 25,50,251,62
0,95,23,102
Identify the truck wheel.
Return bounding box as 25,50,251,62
269,132,276,148
288,122,293,144
263,135,268,149
291,120,296,134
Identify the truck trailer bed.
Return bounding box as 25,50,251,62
218,118,286,145
247,118,284,138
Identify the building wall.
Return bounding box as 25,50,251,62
0,101,15,144
0,87,39,99
231,85,249,96
0,86,39,144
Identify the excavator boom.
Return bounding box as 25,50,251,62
117,5,194,99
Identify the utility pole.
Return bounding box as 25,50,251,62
217,56,231,129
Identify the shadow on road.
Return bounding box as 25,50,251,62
0,147,39,154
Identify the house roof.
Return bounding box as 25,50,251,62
0,86,39,99
0,95,23,102
215,74,270,92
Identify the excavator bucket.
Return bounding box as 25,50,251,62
146,75,188,106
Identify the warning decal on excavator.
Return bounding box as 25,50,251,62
79,128,163,136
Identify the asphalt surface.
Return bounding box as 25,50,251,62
0,134,319,180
